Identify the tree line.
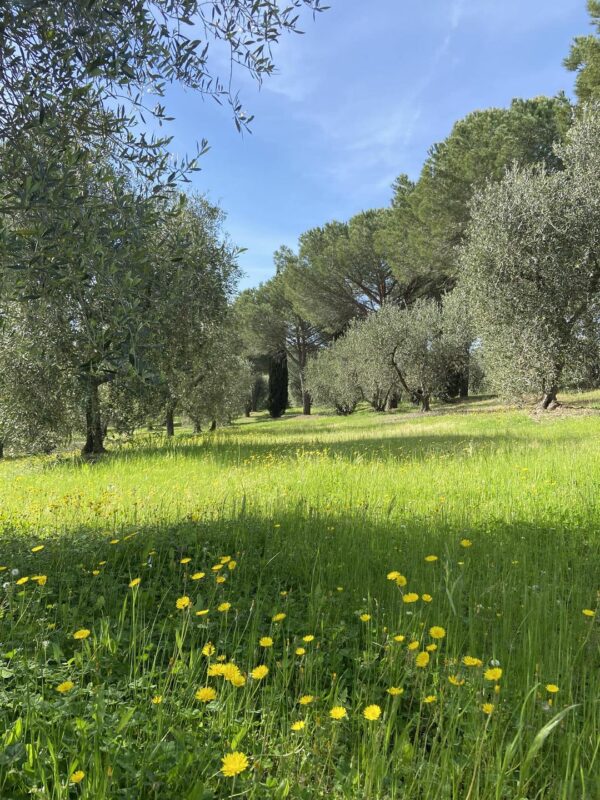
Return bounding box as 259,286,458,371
237,1,600,417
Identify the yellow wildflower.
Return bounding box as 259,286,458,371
329,706,347,720
250,665,269,680
363,704,381,721
176,596,191,610
221,752,249,777
195,687,217,702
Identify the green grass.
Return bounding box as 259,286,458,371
0,398,598,799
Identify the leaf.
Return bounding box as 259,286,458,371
523,704,579,767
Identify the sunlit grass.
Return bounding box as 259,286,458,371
0,397,598,798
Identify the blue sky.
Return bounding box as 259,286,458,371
162,0,590,288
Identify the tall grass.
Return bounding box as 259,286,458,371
0,400,598,798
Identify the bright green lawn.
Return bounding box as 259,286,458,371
0,398,598,799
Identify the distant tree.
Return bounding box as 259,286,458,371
267,354,289,418
459,106,600,408
565,1,600,104
306,340,363,415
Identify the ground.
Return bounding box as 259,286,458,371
0,395,598,799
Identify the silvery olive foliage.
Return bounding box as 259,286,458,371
459,105,600,403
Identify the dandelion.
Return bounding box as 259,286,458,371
31,545,44,553
295,647,306,656
73,629,91,640
363,704,382,721
259,636,273,647
216,601,232,614
16,576,29,585
56,681,74,694
302,634,315,642
228,560,237,571
291,720,305,731
463,656,483,667
128,578,141,588
32,575,47,586
423,695,436,704
251,665,269,680
202,643,215,657
109,539,119,545
359,613,371,622
484,667,503,681
425,555,438,562
387,686,404,696
180,557,191,564
151,695,163,704
387,570,401,581
582,609,595,617
191,572,205,581
408,640,419,651
195,687,217,702
416,651,430,668
221,752,249,777
429,626,446,639
220,556,232,564
460,539,472,548
448,675,465,686
208,664,226,677
545,684,559,693
216,576,226,584
329,706,347,720
70,770,85,784
212,564,224,571
422,594,433,603
403,593,419,603
176,596,191,610
426,643,438,652
482,703,494,715
393,634,405,642
299,695,314,705
272,612,286,622
196,609,209,617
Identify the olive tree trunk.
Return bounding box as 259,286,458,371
82,379,106,455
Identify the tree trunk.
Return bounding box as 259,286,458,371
82,380,106,455
244,406,251,418
210,419,217,431
0,440,3,459
268,352,288,418
459,367,469,398
165,406,175,437
193,420,202,434
386,392,400,411
421,393,431,412
540,388,560,410
302,390,311,415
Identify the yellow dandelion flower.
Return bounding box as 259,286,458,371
228,560,237,571
393,634,405,642
387,570,401,581
484,667,503,682
426,643,438,652
218,602,231,613
216,576,226,584
230,673,246,687
429,626,446,639
423,695,436,704
422,594,433,603
16,577,29,585
448,675,465,686
482,702,494,715
416,651,430,668
302,634,315,642
299,695,314,705
191,572,205,581
180,557,191,564
211,564,224,572
109,539,119,545
387,686,404,696
220,556,232,564
195,686,217,702
176,596,191,610
582,609,595,617
221,751,249,777
363,704,382,721
73,629,91,640
460,539,472,548
70,770,85,784
216,654,227,662
33,575,47,586
128,578,141,588
250,665,269,680
329,706,347,720
31,545,44,553
463,656,483,667
259,636,273,647
295,647,306,656
196,609,209,617
56,681,74,694
408,640,420,651
92,570,100,576
545,684,559,693
425,555,438,562
359,613,371,622
395,574,408,587
202,642,215,657
151,695,163,704
291,720,305,731
208,664,226,677
403,593,419,604
272,612,286,622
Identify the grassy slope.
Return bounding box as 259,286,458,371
0,397,598,799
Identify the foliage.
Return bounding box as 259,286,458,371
565,1,600,104
459,105,600,404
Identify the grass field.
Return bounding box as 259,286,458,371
0,397,598,799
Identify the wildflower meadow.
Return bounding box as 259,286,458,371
0,398,598,799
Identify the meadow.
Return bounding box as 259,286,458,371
0,396,598,799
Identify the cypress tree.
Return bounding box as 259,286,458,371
268,353,288,418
